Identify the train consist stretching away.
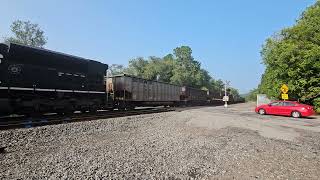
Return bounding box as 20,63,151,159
0,43,240,116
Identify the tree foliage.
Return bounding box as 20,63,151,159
109,64,126,76
258,2,320,111
210,79,224,95
245,88,259,102
126,57,149,77
170,46,210,88
143,55,175,82
121,45,240,96
4,20,47,48
229,88,240,98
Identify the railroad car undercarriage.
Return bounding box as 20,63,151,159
0,88,110,116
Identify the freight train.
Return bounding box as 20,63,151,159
0,43,240,116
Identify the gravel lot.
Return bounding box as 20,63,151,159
1,103,320,179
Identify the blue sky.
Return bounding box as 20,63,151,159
0,0,316,93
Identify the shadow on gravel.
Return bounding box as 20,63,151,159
260,114,318,120
301,116,318,120
175,104,225,112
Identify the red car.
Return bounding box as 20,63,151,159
255,101,315,118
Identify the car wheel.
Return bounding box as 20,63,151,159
291,111,301,118
258,108,266,115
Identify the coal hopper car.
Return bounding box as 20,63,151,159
107,74,181,109
0,43,109,115
207,90,224,105
180,86,209,105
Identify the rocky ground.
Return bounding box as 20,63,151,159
1,103,320,179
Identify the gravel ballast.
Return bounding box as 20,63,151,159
1,104,320,179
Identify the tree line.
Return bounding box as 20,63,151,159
109,46,241,99
247,2,320,112
3,20,242,100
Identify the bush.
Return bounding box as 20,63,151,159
312,98,320,114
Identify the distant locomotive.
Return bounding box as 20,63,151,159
0,42,240,116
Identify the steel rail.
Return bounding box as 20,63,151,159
0,108,174,130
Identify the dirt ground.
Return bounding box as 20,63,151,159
1,103,320,179
187,102,320,141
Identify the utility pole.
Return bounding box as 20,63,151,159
224,80,230,108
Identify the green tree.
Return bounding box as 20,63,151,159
124,46,241,96
245,88,259,102
143,55,174,82
259,2,320,111
109,64,125,76
170,46,209,88
229,88,239,96
4,20,47,48
195,69,211,89
126,46,213,89
170,46,194,86
210,79,224,96
313,97,320,113
126,57,149,77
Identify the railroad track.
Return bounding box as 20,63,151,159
0,107,174,130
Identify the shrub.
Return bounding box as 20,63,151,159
312,97,320,114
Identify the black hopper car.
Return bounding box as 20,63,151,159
0,42,240,116
107,74,181,109
107,75,231,109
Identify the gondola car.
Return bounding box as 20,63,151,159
107,74,181,109
180,86,208,105
0,43,109,115
207,90,224,105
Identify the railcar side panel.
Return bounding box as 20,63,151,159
181,86,208,104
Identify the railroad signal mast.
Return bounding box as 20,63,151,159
223,80,230,108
